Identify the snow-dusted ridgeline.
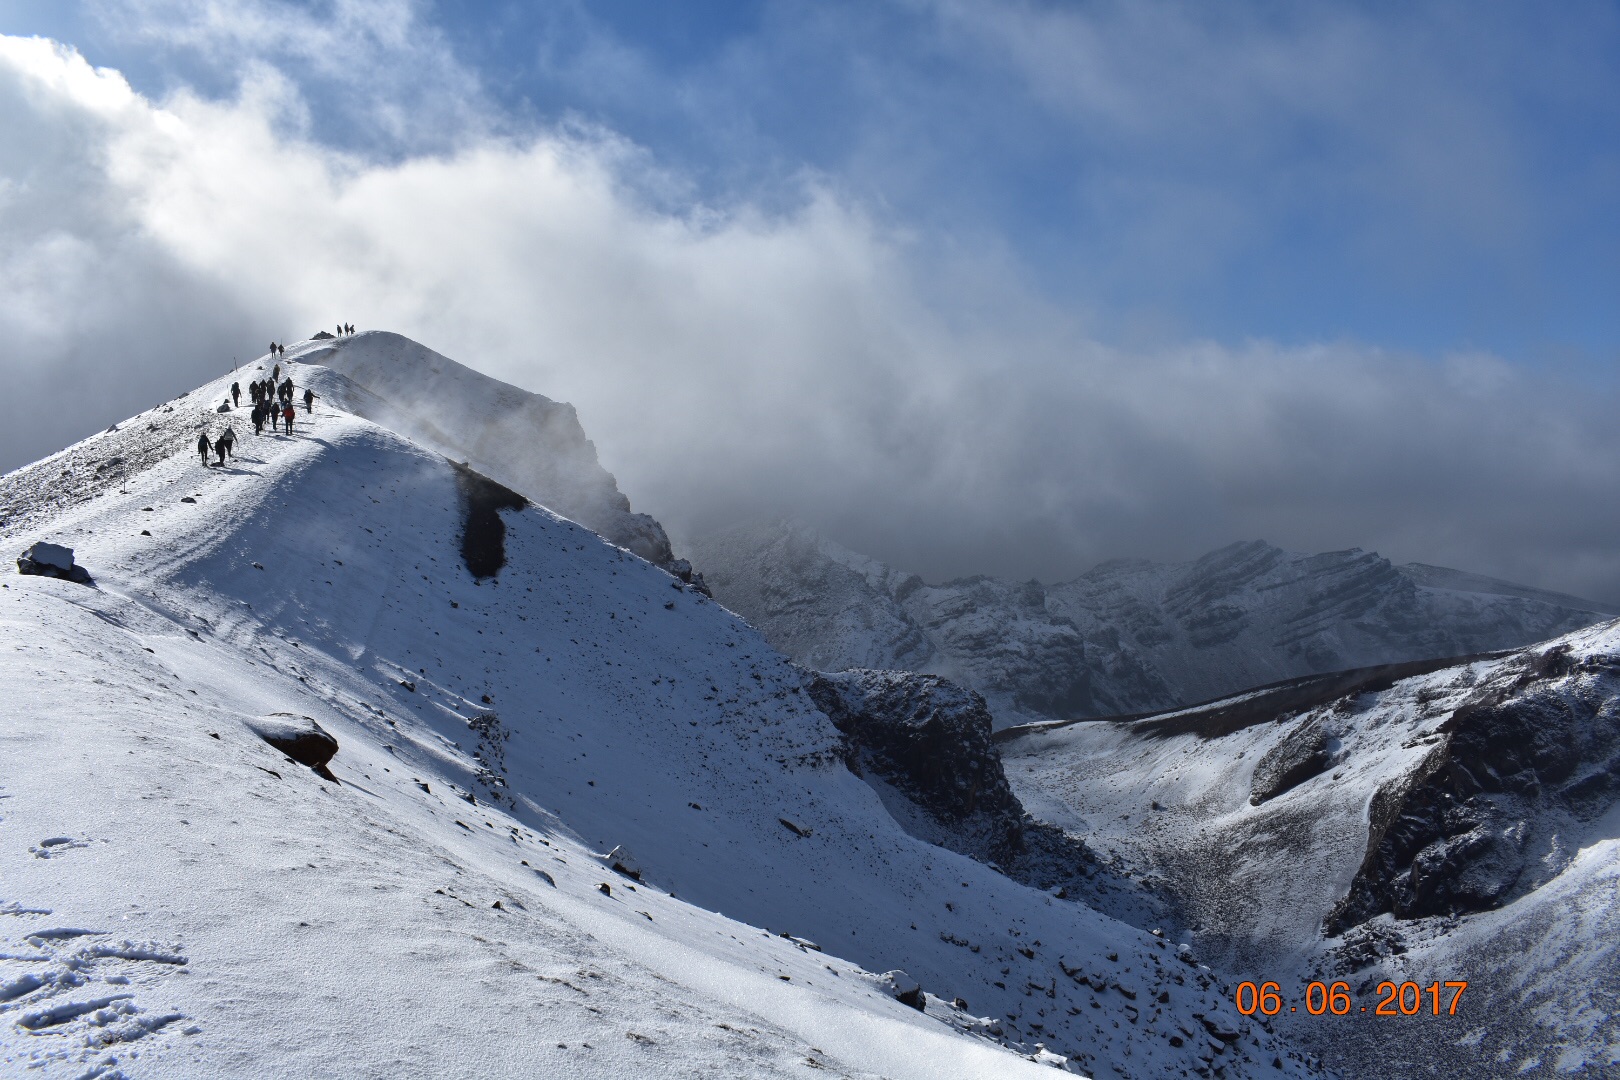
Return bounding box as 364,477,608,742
0,348,1318,1078
294,331,695,580
687,519,1612,728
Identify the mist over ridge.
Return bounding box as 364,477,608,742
0,19,1617,605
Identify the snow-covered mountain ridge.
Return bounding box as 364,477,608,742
302,331,700,582
1001,622,1620,1077
0,339,1317,1078
687,519,1613,728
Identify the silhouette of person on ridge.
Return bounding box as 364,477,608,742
197,432,211,465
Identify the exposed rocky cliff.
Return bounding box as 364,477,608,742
809,667,1173,930
690,519,1612,727
1325,640,1620,932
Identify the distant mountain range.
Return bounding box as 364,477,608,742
687,519,1614,728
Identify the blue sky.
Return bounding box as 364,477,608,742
7,0,1617,358
1,1,1618,597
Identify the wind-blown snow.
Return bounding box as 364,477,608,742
293,331,685,573
0,346,1318,1077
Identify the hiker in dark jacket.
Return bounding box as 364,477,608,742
252,403,264,436
303,387,316,413
281,377,294,403
231,381,241,407
218,426,235,461
197,432,211,464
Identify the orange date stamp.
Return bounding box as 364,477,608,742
1234,980,1467,1017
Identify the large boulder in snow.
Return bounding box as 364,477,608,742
873,969,925,1011
17,542,92,585
245,714,339,774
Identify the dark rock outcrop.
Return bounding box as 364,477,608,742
452,463,525,579
806,668,1163,925
807,669,1025,860
17,542,92,586
1249,718,1333,805
1326,644,1620,933
246,714,339,778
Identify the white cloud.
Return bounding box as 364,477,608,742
1,33,1617,604
86,0,488,148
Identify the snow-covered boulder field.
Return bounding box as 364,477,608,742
1001,627,1620,1078
0,341,1319,1078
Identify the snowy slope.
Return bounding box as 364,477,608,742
1001,625,1620,1078
688,520,1613,728
0,351,1317,1078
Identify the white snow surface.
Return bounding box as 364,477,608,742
0,347,1318,1078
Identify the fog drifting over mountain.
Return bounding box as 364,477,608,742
1,32,1617,603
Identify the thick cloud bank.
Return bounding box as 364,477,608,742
0,35,1616,602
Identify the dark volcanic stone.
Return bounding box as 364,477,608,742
17,542,93,586
246,714,339,776
808,670,1025,858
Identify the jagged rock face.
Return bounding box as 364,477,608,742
1248,718,1332,805
1326,643,1620,932
808,669,1025,861
690,521,1612,727
810,668,1175,931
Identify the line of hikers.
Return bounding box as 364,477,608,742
201,351,320,466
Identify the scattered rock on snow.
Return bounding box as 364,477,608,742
602,845,643,880
244,714,339,776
